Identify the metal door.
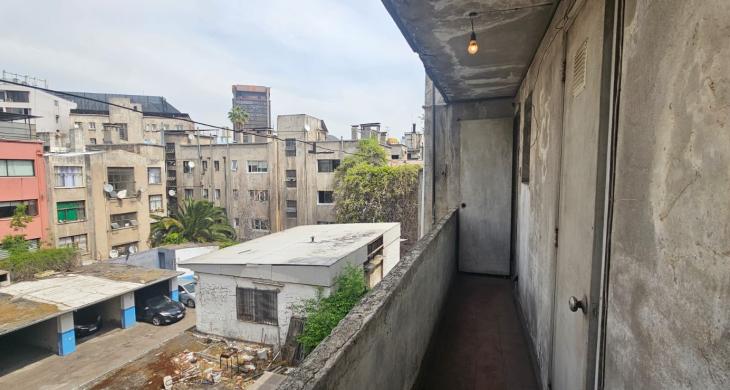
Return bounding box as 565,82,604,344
459,118,513,275
551,1,608,388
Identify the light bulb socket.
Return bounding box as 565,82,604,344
470,31,477,41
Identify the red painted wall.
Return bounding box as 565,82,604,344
0,140,49,244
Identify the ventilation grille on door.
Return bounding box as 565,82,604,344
572,39,588,96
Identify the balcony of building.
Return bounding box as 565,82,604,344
275,1,729,390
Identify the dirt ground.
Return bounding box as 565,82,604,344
88,331,286,390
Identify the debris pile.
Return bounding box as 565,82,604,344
160,334,288,389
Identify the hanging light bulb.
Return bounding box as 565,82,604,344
467,12,479,55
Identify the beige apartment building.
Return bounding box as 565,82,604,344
42,92,193,261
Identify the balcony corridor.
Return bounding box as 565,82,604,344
415,273,538,390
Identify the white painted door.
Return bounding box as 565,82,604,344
459,118,512,275
551,1,607,389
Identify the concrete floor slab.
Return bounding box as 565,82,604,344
0,310,195,389
415,274,538,390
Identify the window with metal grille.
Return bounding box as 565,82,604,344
118,124,128,141
59,234,87,252
286,200,297,218
236,288,278,325
317,191,334,204
107,167,135,193
110,212,137,230
251,218,270,231
231,160,238,171
214,160,220,171
184,189,193,199
149,195,163,212
183,161,194,174
285,138,296,156
249,190,269,202
285,170,296,188
317,159,340,173
57,201,85,222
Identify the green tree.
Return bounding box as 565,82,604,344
334,139,421,247
10,203,33,231
227,106,249,142
294,265,368,351
149,199,236,247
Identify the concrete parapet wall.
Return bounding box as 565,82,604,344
278,210,458,390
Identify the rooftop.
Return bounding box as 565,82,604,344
180,223,398,267
54,91,185,115
0,264,180,335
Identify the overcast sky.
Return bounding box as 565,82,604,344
2,1,425,139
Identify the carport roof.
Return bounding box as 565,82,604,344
382,0,556,102
0,264,180,336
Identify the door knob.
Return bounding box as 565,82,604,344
568,296,586,314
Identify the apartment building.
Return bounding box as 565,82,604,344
231,85,271,143
0,138,49,249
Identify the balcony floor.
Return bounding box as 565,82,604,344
415,273,538,390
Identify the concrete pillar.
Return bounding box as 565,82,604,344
57,312,75,356
121,292,136,328
169,278,179,302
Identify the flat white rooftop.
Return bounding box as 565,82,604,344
180,223,399,267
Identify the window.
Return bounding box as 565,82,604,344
54,166,83,187
236,288,278,325
247,160,268,173
249,190,269,202
88,122,96,130
184,189,193,199
90,138,97,144
59,234,88,252
183,161,194,174
0,160,34,177
149,195,163,212
250,218,270,231
107,167,135,193
233,218,240,228
391,155,399,160
55,115,59,124
286,200,297,218
231,160,238,171
285,138,296,156
214,161,220,171
1,90,30,103
175,125,183,131
232,189,238,200
0,200,38,218
4,107,31,115
202,189,209,199
521,93,533,184
285,170,296,188
317,159,341,173
57,201,85,223
118,124,128,141
74,122,83,130
318,191,334,204
202,160,208,170
112,242,138,256
110,212,137,229
316,221,335,225
214,189,221,200
148,167,162,184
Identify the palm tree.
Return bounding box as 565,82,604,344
150,199,236,246
227,106,249,143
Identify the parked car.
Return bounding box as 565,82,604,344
178,282,196,308
74,308,102,338
136,295,186,326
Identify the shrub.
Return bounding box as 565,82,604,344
294,265,368,351
1,234,30,254
0,247,78,281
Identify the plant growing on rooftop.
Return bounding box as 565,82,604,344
293,264,368,351
149,199,236,247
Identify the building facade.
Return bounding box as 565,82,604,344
231,85,271,143
0,139,50,248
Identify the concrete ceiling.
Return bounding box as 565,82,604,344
383,0,556,102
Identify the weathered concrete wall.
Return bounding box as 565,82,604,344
278,210,457,390
605,1,730,388
195,272,326,348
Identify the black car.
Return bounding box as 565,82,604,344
74,308,102,338
136,295,186,326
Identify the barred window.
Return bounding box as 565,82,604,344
286,200,297,218
251,218,270,231
285,138,296,156
110,212,137,230
59,234,88,252
249,190,269,202
285,169,296,188
149,195,163,212
107,167,135,193
236,288,278,325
